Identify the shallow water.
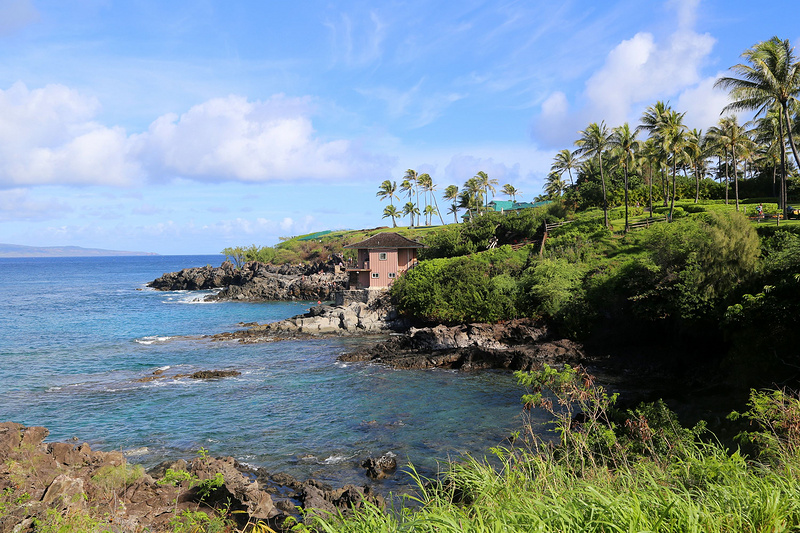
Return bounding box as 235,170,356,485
0,256,543,492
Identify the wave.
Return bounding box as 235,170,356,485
135,336,174,345
321,452,359,465
162,289,221,305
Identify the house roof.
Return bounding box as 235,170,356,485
488,200,553,211
344,232,425,249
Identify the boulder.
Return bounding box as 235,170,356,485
360,453,397,480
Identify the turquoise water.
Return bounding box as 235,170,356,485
0,256,537,491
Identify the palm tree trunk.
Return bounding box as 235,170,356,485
733,146,739,212
599,155,608,228
432,195,445,226
661,164,668,206
648,160,654,219
724,151,729,205
694,163,700,203
669,159,677,220
623,165,629,232
778,117,787,225
783,104,800,178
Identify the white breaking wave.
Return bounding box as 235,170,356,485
135,336,173,345
321,452,358,465
163,289,221,305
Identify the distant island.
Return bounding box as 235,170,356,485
0,243,158,258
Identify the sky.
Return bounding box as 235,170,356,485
0,0,798,255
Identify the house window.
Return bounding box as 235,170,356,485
379,252,388,260
371,273,380,279
388,272,396,279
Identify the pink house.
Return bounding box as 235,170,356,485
344,232,424,289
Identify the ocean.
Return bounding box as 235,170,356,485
0,255,541,492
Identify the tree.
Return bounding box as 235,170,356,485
376,180,398,208
402,202,420,226
444,185,460,223
502,183,521,202
661,109,689,220
459,178,483,221
575,121,612,227
715,116,754,211
447,202,460,224
638,101,672,207
715,37,800,215
400,179,415,225
419,173,446,226
474,171,498,212
684,129,704,204
551,149,577,186
543,172,566,198
382,205,400,227
610,123,641,231
221,247,246,269
404,169,421,223
423,204,438,226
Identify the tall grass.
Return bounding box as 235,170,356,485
310,367,800,532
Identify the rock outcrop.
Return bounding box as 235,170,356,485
148,261,347,302
339,319,586,371
213,292,409,341
0,422,383,532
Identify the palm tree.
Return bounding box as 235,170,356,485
575,121,612,227
640,138,660,217
419,173,445,225
752,109,784,196
423,205,438,226
399,179,414,225
715,37,800,215
474,171,498,212
402,202,419,226
705,123,731,204
543,172,566,198
376,180,398,209
447,202,460,223
501,184,521,202
459,178,483,220
716,116,752,211
610,123,641,231
551,149,577,185
684,129,706,204
382,205,400,227
404,169,421,222
639,101,676,208
660,109,689,220
444,185,459,223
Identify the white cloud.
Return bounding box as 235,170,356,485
0,82,142,187
0,85,391,188
676,74,733,131
531,0,718,147
584,29,715,125
0,0,39,36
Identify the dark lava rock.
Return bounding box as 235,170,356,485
339,318,586,371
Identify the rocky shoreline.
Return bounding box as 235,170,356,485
0,422,392,532
148,260,346,302
148,263,587,372
339,319,587,370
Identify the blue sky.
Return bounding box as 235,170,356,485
0,0,798,255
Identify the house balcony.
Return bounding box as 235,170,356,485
345,260,370,272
